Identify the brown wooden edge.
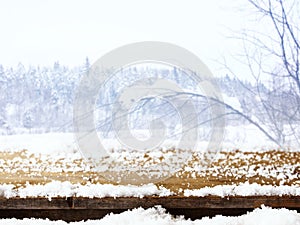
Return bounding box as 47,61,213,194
0,195,299,210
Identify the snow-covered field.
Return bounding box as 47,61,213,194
0,124,286,154
0,206,300,225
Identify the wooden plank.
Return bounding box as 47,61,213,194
0,209,126,222
0,196,299,210
1,150,300,191
0,208,256,221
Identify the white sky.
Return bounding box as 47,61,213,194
0,0,252,77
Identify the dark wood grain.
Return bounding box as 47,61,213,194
0,196,299,209
0,196,299,221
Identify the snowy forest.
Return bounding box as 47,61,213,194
0,58,298,147
0,60,237,133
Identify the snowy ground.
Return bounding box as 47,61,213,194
0,206,300,225
0,124,289,154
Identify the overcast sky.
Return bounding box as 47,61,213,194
0,0,254,76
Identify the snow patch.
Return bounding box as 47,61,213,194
184,183,300,197
0,181,172,199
